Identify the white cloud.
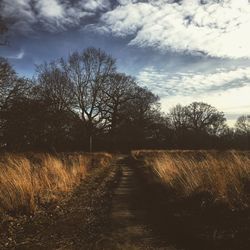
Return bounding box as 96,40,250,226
100,0,250,58
37,0,64,18
35,0,69,32
80,0,110,11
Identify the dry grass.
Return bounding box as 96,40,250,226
132,150,250,208
0,153,112,214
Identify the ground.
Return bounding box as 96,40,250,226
1,155,250,249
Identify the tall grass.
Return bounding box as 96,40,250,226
0,153,112,214
132,150,250,208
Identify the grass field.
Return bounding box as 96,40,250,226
0,153,112,215
132,150,250,209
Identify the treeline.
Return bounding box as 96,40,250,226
0,48,249,152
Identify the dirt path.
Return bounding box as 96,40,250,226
101,156,177,250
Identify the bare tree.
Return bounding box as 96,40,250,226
103,73,137,133
58,48,116,151
235,115,250,135
0,58,31,148
185,102,226,135
130,86,159,120
123,86,160,145
168,104,189,130
62,48,116,134
0,58,30,109
36,61,75,112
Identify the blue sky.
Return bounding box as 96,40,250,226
1,0,250,125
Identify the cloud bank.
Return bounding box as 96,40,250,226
100,0,250,58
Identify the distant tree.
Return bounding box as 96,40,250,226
218,126,235,149
167,104,191,148
185,102,226,135
234,115,250,149
235,115,250,135
167,102,227,149
168,104,189,130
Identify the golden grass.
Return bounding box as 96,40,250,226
132,150,250,208
0,153,112,214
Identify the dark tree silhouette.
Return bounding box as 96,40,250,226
36,61,75,112
0,58,30,109
116,86,160,149
167,102,227,149
61,48,116,150
0,58,31,149
235,115,250,135
0,48,249,152
168,104,189,130
234,115,250,149
102,73,137,137
185,102,226,135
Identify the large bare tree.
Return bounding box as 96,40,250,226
62,48,116,134
58,48,116,151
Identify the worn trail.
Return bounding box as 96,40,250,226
106,156,177,249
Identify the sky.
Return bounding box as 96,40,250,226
1,0,250,126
